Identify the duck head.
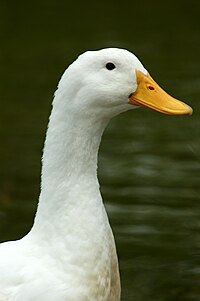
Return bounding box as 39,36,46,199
57,48,193,119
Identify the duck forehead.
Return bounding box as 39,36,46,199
78,48,147,74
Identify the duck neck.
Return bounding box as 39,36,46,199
29,89,121,301
32,95,109,238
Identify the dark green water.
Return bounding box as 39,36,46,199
0,1,200,300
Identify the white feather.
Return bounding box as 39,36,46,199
0,48,147,301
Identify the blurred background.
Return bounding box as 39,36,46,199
0,0,200,300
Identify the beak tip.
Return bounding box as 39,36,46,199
185,105,193,116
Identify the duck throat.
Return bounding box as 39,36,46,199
32,96,109,236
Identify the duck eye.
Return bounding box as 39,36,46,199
106,62,116,70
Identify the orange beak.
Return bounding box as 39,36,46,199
129,70,193,115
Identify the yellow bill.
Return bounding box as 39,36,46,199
129,70,193,115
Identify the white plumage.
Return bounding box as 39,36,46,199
0,48,192,301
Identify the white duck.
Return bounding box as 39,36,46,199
0,48,192,301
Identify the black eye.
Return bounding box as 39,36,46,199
106,62,116,70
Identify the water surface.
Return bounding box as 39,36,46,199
0,1,200,300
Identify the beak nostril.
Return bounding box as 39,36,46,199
148,85,155,91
